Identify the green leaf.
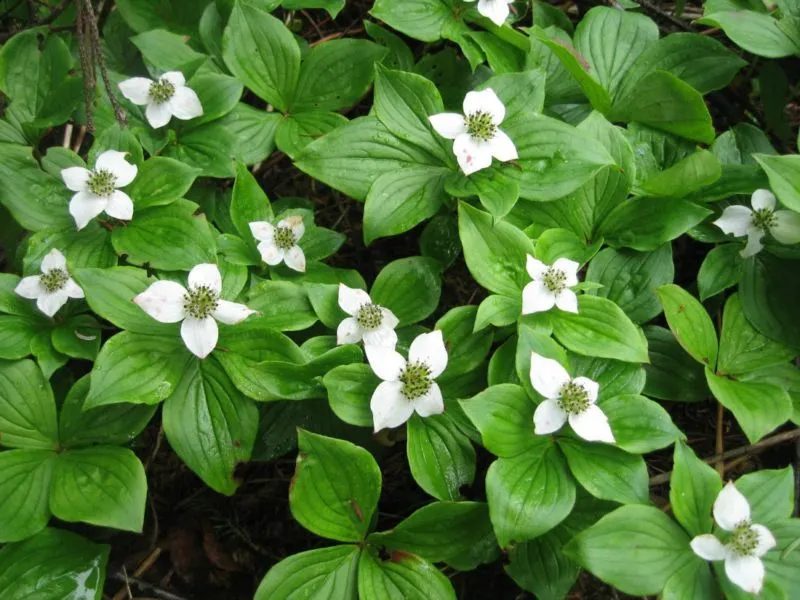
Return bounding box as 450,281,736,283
126,157,200,209
478,69,546,124
222,1,300,110
51,315,101,361
705,369,792,443
436,306,493,377
49,446,146,532
662,552,719,600
275,111,348,157
89,123,143,166
224,103,281,165
643,326,709,403
130,29,206,74
370,0,455,43
475,294,520,331
698,244,745,301
186,72,243,127
600,394,680,453
0,315,40,359
637,150,722,198
735,467,795,524
698,11,800,58
0,528,109,600
534,227,602,266
357,547,456,600
365,21,415,71
163,120,236,178
371,256,442,326
0,449,54,542
460,384,537,458
254,545,360,600
753,153,800,211
231,161,273,242
559,437,650,504
115,0,212,34
163,357,258,495
657,284,718,367
246,279,319,331
740,253,800,349
283,0,345,17
447,168,521,219
485,442,576,548
569,355,646,399
0,359,58,450
323,364,378,428
669,441,722,537
762,519,800,596
25,222,116,270
564,505,694,596
290,429,381,542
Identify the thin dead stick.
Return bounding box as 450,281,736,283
110,548,163,600
650,428,800,487
80,0,126,127
108,570,186,600
715,402,725,476
62,123,73,148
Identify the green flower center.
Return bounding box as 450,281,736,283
466,111,497,142
183,285,219,319
40,268,68,293
558,380,590,414
751,208,777,232
149,78,175,104
273,226,296,250
399,361,432,400
356,303,383,330
87,169,117,197
729,521,759,557
543,268,567,294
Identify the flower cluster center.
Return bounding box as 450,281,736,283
40,268,68,293
356,303,383,330
558,380,590,414
543,268,567,294
87,169,117,197
466,111,497,142
184,285,219,319
751,208,777,232
273,226,296,250
729,521,759,557
399,361,433,400
149,78,176,104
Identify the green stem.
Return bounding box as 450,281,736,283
463,14,531,52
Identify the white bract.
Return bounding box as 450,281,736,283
249,216,306,272
530,353,614,443
336,284,399,348
365,330,448,432
61,150,137,230
14,249,83,317
463,0,514,26
713,189,800,257
134,264,255,359
522,255,579,315
428,88,517,175
691,482,776,594
119,71,203,129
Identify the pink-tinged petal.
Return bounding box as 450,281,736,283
554,289,578,313
724,555,765,595
529,352,571,399
463,88,505,125
569,404,615,444
572,376,599,403
249,221,275,242
365,345,406,381
118,77,153,105
408,330,448,378
522,280,556,315
453,133,493,176
188,264,222,294
772,210,800,245
714,205,754,238
526,254,548,280
283,246,306,272
370,380,414,432
145,102,173,129
751,524,777,557
690,535,728,561
169,86,203,121
257,241,284,265
553,257,580,286
160,71,186,88
714,482,751,531
277,215,305,240
15,275,43,299
489,129,517,162
741,231,764,258
64,278,84,299
212,300,254,325
750,188,776,211
533,398,568,435
41,248,67,272
133,280,187,323
61,167,91,192
338,284,371,315
69,191,107,230
105,190,134,221
181,316,218,359
337,317,363,345
362,326,398,349
36,290,69,317
381,308,399,330
95,150,137,187
477,0,511,26
428,113,467,139
414,383,444,417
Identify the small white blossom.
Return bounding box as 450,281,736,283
365,330,448,432
134,264,255,359
713,189,800,257
530,352,614,444
691,482,777,595
464,0,514,26
14,249,84,317
119,71,203,129
428,88,517,176
249,216,306,272
522,255,579,315
337,284,399,349
61,150,137,230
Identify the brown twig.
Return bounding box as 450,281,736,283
80,0,126,128
108,571,186,600
110,548,164,600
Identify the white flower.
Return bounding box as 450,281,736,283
119,71,203,129
464,0,514,26
530,352,614,444
14,249,84,317
134,263,255,359
61,150,137,230
522,255,579,315
713,189,800,258
365,330,448,432
249,216,306,272
690,482,777,595
428,88,517,176
337,284,399,348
